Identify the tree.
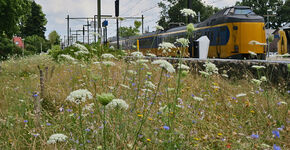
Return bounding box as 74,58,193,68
0,35,22,60
0,0,28,38
157,0,220,29
22,0,47,38
236,0,284,28
119,21,141,38
277,0,290,26
48,30,60,46
25,35,48,53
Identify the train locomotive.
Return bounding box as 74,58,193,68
110,6,267,59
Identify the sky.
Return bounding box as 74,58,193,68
34,0,241,42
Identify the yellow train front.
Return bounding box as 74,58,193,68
194,6,266,59
111,6,266,59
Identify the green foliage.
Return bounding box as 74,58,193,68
0,35,22,60
119,21,141,38
236,0,284,28
277,0,290,26
48,30,60,46
24,35,48,54
0,0,28,38
21,1,47,38
158,0,220,29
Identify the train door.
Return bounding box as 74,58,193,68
216,31,221,58
285,29,290,53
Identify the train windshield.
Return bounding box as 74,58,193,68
234,8,255,15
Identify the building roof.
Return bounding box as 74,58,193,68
282,23,290,29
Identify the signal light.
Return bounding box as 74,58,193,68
115,0,119,17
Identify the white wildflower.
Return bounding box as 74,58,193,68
180,8,196,17
278,101,287,105
222,74,229,78
248,40,267,46
236,93,247,97
106,99,129,110
101,53,116,60
73,43,88,51
152,60,175,73
204,62,218,74
176,38,189,47
141,88,152,93
136,59,149,64
252,65,266,70
193,96,204,101
74,50,89,55
60,54,76,61
146,53,156,57
128,70,137,75
47,133,68,144
131,51,144,58
110,46,115,49
251,79,262,86
66,89,93,104
249,51,257,56
260,76,267,82
144,81,156,89
167,88,175,92
199,71,210,77
83,103,94,111
155,25,164,31
102,61,116,67
120,84,130,89
178,64,190,70
159,105,169,113
158,42,176,53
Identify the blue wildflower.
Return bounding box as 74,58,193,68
273,144,281,150
67,109,73,112
24,120,28,123
191,94,195,97
251,134,259,139
163,125,170,130
85,129,91,132
192,120,197,124
272,130,280,138
87,140,91,143
33,94,38,97
46,123,51,126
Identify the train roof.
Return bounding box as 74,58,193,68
196,6,264,28
282,23,290,29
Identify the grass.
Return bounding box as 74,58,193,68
0,54,289,149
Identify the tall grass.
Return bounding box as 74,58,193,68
0,54,288,149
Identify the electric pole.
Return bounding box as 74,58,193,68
115,0,120,49
66,15,70,46
97,0,101,42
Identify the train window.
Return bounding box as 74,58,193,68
224,8,230,15
234,9,255,15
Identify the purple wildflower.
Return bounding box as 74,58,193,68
163,126,170,130
24,120,28,123
272,130,280,138
273,144,281,150
46,123,51,126
85,129,91,132
251,134,259,139
67,109,73,112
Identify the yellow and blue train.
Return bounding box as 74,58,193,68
110,6,267,59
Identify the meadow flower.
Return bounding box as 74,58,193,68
199,71,209,77
248,51,257,56
176,38,189,47
144,81,156,89
155,25,164,31
102,61,116,67
273,144,281,150
141,88,152,93
260,76,267,82
60,54,76,61
146,53,156,57
180,8,196,17
252,65,266,70
74,50,89,55
128,70,137,75
66,89,93,104
101,53,116,60
158,42,176,53
251,134,259,139
178,64,190,70
277,101,287,105
106,99,129,110
47,133,68,144
272,130,280,138
152,60,175,73
82,103,94,111
251,79,262,86
96,93,115,106
187,23,195,33
120,84,131,89
222,74,229,78
136,59,149,64
131,51,144,58
73,43,88,51
236,93,247,97
193,96,204,101
163,125,170,130
204,62,219,75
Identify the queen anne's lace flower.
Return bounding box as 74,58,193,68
101,53,116,59
236,93,247,97
252,65,266,70
60,54,76,61
178,64,190,70
73,43,88,51
144,81,156,89
47,133,68,144
176,38,189,47
146,53,156,57
128,70,137,75
251,79,262,86
155,25,164,31
106,99,129,110
260,76,267,82
187,23,195,33
180,9,196,17
97,93,115,106
158,42,176,53
102,61,116,67
66,89,93,104
152,60,175,73
204,62,219,75
131,51,144,58
193,96,204,101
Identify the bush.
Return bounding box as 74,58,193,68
24,35,49,54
